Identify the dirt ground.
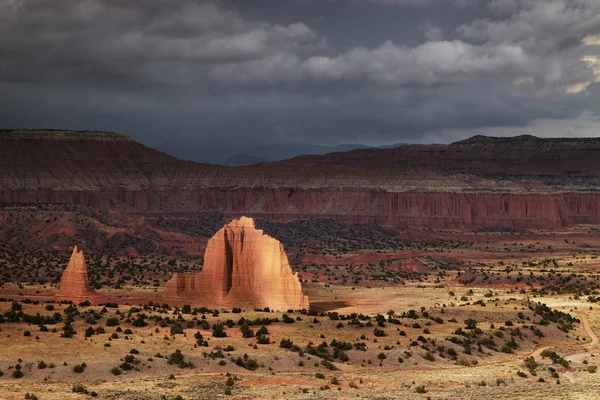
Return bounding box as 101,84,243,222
1,226,600,399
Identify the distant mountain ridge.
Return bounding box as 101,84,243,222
226,153,268,166
2,129,600,229
150,138,407,165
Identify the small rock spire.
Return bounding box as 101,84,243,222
57,245,93,303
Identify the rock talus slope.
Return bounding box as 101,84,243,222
57,246,94,303
163,217,309,310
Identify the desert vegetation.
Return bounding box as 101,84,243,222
1,210,600,398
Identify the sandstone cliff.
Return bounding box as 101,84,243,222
3,130,600,229
163,217,309,310
57,246,94,303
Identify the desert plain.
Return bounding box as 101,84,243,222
1,219,600,400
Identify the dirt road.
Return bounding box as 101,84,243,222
578,311,599,346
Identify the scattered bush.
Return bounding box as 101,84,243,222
111,367,122,376
73,363,87,373
373,328,386,337
587,365,598,373
168,350,193,368
72,384,89,394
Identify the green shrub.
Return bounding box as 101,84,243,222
170,324,184,335
168,350,193,368
282,314,295,324
212,323,226,338
72,384,89,394
587,365,598,373
373,328,386,337
73,363,86,373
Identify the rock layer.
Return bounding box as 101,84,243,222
57,246,94,303
3,130,600,229
164,217,309,310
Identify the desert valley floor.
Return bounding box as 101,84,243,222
1,219,600,399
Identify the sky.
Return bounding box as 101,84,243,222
1,0,600,162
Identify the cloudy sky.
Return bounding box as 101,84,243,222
1,0,600,161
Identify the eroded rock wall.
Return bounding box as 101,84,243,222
3,131,600,229
4,188,599,229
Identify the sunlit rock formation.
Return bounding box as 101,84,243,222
57,246,94,303
163,217,309,311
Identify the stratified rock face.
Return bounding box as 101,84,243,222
164,217,309,311
57,246,93,303
4,130,600,229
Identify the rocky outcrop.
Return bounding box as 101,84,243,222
57,246,94,303
163,217,309,310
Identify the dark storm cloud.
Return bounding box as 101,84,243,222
0,0,599,159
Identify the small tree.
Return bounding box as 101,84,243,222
240,323,254,338
464,318,478,330
212,323,226,338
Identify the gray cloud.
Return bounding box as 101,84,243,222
458,1,600,52
0,1,324,89
362,0,478,6
419,20,443,41
0,0,599,161
209,40,532,87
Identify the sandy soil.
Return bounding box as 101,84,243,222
2,226,600,399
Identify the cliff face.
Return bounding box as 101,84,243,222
4,188,598,229
163,217,309,311
2,130,600,229
57,246,94,303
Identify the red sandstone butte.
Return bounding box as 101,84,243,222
164,216,309,311
57,246,94,303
